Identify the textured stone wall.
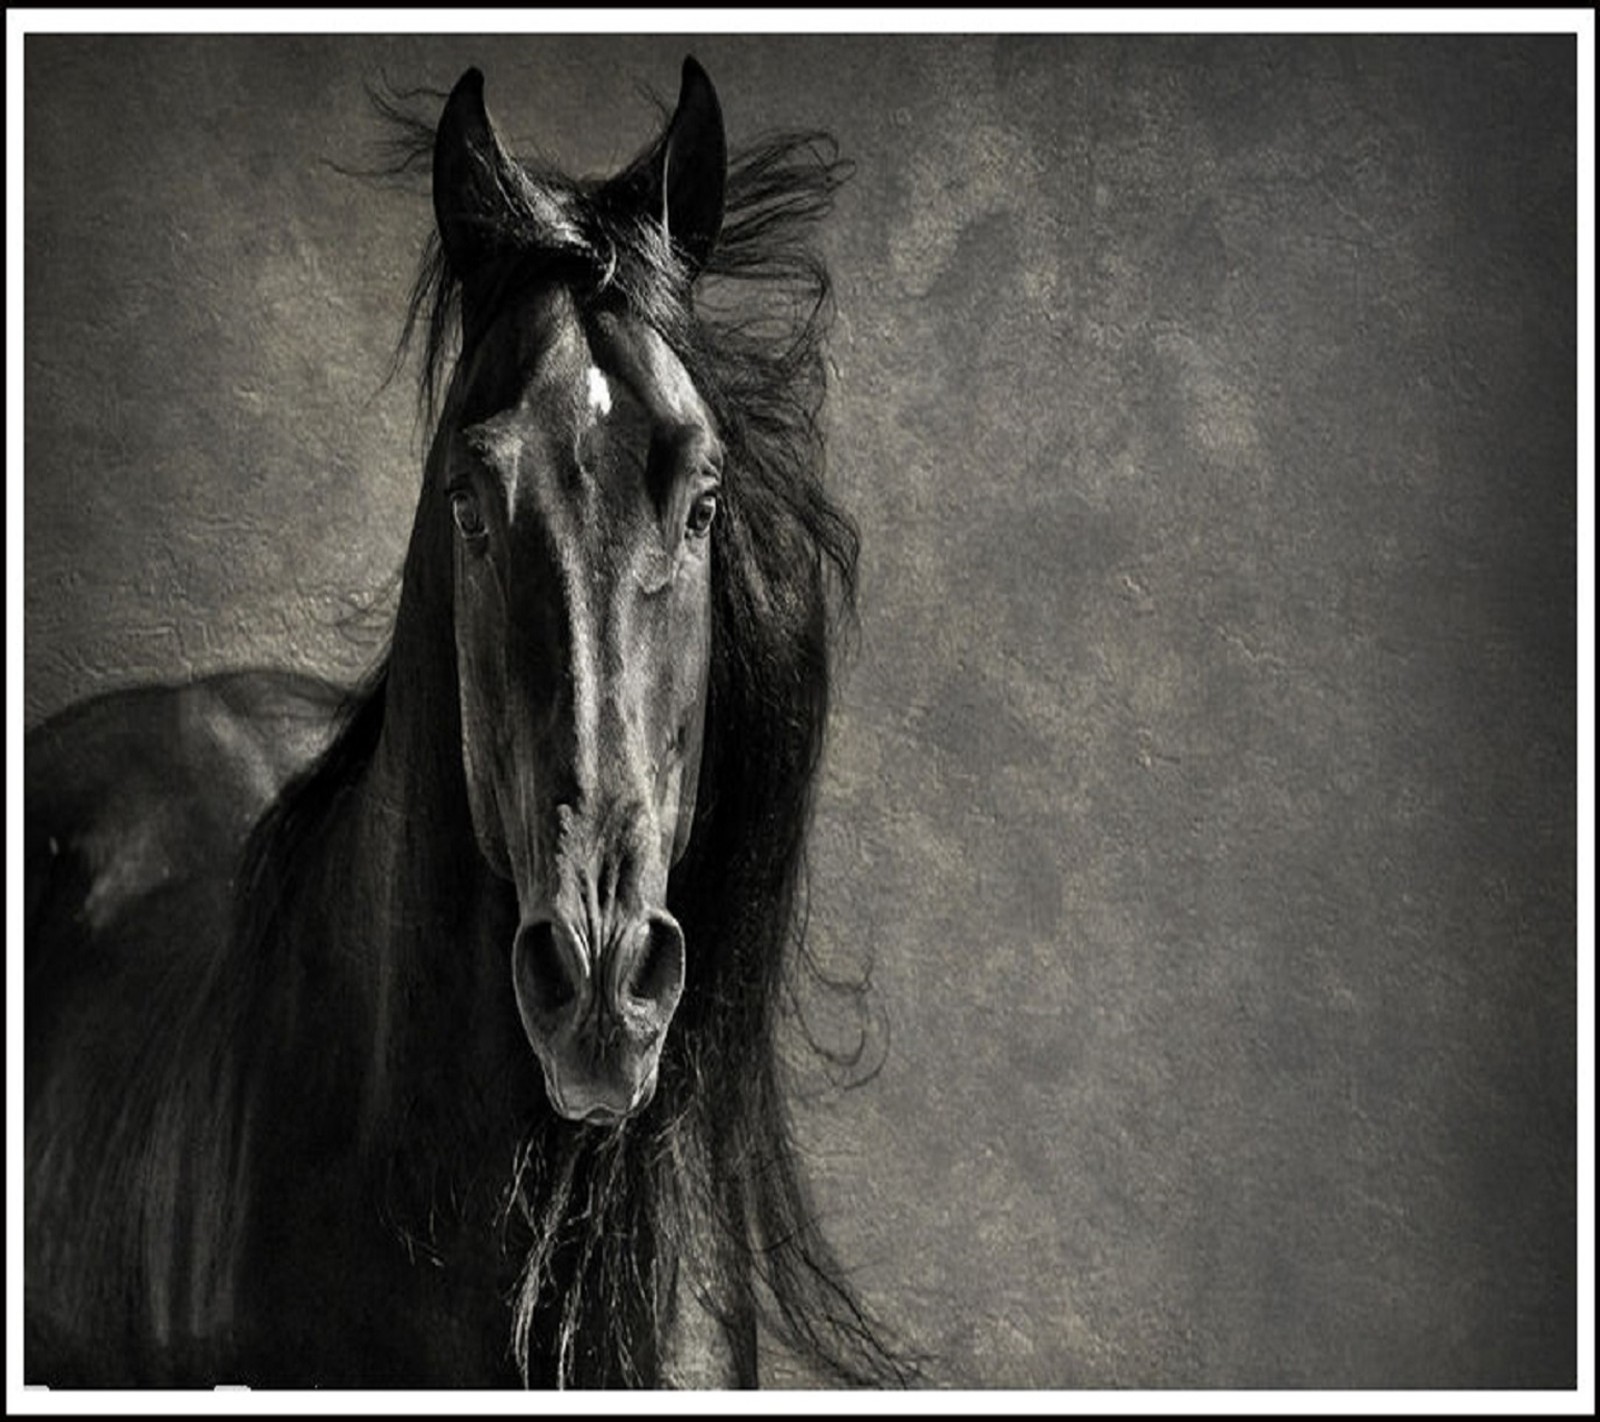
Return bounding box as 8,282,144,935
23,34,1577,1388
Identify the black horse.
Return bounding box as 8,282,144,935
25,57,910,1389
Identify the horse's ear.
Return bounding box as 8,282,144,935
433,67,514,277
604,56,727,275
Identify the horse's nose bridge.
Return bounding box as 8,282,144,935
530,542,660,803
550,790,665,930
509,629,667,925
503,498,674,928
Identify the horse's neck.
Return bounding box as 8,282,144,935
319,687,531,1186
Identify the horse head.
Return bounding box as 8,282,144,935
429,63,727,1123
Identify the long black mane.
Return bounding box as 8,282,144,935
219,85,912,1387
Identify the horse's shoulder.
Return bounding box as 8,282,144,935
25,670,346,941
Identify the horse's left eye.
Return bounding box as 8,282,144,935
685,492,718,539
450,490,486,541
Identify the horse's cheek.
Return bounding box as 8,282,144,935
455,571,513,877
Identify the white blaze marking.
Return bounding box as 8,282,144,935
586,366,612,418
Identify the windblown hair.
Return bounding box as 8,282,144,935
213,85,916,1387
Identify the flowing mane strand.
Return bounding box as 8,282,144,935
218,83,916,1387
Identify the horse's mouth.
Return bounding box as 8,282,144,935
537,1054,660,1125
512,914,682,1124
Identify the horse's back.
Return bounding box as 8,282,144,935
25,665,347,1113
26,669,345,960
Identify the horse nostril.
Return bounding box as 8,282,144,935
513,918,584,1020
618,912,685,1023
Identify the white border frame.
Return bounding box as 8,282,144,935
8,9,1593,1416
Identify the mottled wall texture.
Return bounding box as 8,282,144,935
23,34,1577,1388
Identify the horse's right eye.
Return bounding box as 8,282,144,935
450,490,486,541
685,491,719,539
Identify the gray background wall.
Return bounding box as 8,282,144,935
22,34,1577,1388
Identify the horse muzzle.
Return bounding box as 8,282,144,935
510,911,685,1122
